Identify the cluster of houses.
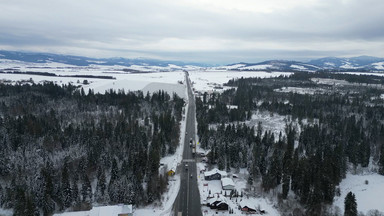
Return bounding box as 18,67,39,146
204,168,236,191
203,168,266,214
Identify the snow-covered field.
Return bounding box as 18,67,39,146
0,69,187,98
333,173,384,215
275,86,328,95
189,71,291,92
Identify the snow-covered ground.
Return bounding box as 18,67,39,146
245,111,289,138
188,71,291,92
274,86,328,95
0,59,202,73
290,64,307,71
372,62,384,70
0,70,187,98
241,64,273,70
311,78,351,86
333,173,384,215
0,208,12,216
196,166,280,215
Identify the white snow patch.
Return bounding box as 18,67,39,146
333,173,384,214
290,65,307,70
219,64,246,70
142,82,186,99
372,62,384,70
0,208,12,216
241,64,272,70
275,86,327,95
311,78,350,86
188,71,291,93
340,63,360,69
246,111,288,137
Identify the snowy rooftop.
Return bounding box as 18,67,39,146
204,168,227,177
197,163,206,171
221,177,235,187
54,204,132,216
239,200,256,209
207,193,228,205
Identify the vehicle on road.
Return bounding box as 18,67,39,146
185,164,188,170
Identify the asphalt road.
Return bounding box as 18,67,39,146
173,72,203,216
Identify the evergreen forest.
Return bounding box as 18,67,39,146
196,72,384,215
0,82,184,215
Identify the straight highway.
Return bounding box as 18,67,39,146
173,72,202,216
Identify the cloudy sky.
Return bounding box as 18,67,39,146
0,0,383,64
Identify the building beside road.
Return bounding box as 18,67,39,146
207,193,229,211
204,168,227,180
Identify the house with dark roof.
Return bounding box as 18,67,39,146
204,168,227,181
207,193,229,211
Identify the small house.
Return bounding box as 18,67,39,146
207,193,229,211
239,200,257,213
204,168,227,181
221,177,235,190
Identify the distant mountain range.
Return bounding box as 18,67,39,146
0,50,205,67
220,56,384,72
1,50,384,72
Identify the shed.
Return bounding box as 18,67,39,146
221,177,235,190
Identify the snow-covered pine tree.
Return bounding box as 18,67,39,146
344,191,357,216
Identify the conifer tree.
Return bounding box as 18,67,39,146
81,174,92,203
282,126,295,199
344,191,357,216
95,169,107,203
71,178,79,205
379,125,384,175
61,163,72,208
13,187,26,216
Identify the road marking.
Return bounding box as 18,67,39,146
183,159,195,163
187,169,189,216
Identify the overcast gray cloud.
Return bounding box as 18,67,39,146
0,0,383,64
